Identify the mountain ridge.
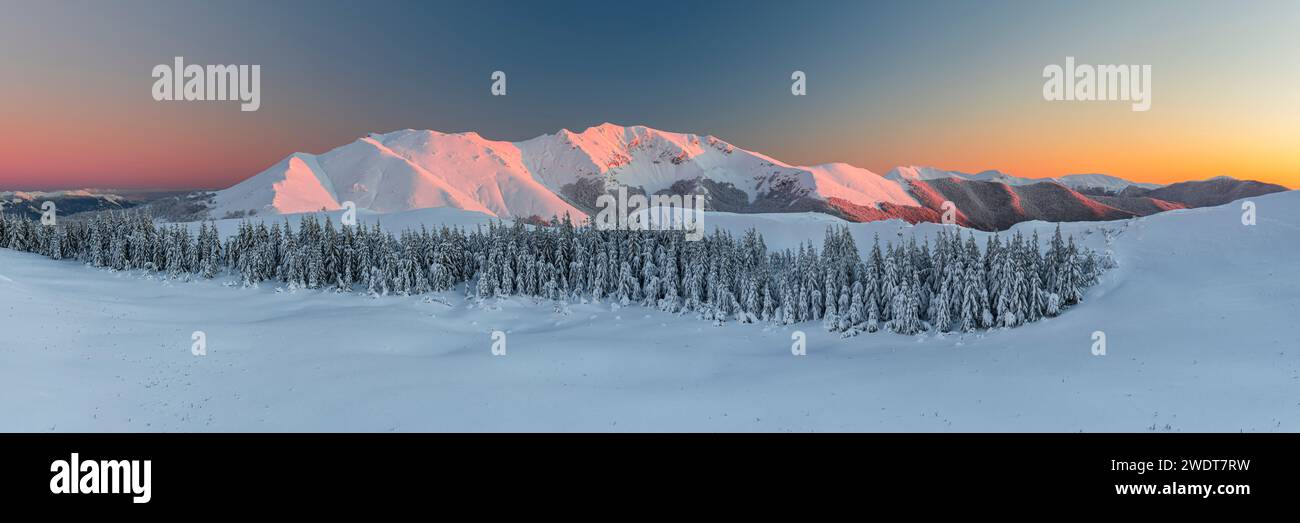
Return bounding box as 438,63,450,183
202,124,1289,230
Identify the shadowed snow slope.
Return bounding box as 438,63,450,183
1,191,1296,431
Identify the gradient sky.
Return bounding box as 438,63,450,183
1,0,1297,190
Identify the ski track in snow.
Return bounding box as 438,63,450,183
1,191,1297,432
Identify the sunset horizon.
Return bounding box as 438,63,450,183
6,120,1293,193
2,0,1296,191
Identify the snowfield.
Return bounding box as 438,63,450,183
1,191,1297,432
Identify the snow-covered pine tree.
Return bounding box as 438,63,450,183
879,250,897,324
568,237,588,301
592,248,609,302
641,246,660,307
476,250,498,300
1062,236,1085,305
959,259,985,333
761,281,777,323
617,259,634,306
658,241,680,312
1045,223,1065,296
821,272,839,331
834,283,851,332
889,276,923,335
844,280,865,334
498,240,515,296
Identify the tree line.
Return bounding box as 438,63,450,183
0,212,1108,335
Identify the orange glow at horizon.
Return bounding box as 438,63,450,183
3,0,1297,192
2,69,1297,191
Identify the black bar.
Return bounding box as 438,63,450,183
2,433,1292,510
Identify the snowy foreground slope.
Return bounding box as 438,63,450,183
0,191,1297,432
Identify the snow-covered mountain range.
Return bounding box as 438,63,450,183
883,167,1159,192
1,189,139,220
209,124,924,221
205,124,1288,230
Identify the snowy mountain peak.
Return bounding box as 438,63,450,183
885,166,1163,193
207,125,1197,228
1056,173,1161,192
211,124,929,222
884,166,1039,186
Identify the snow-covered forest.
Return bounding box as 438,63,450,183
0,212,1106,335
